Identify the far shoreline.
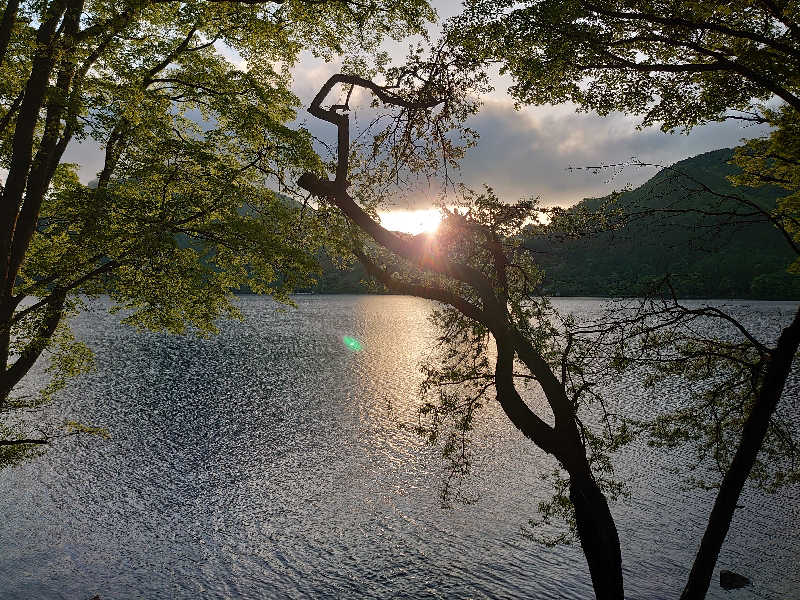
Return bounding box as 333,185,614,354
233,290,800,303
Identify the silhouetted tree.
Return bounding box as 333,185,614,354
445,3,800,596
299,74,631,600
299,59,799,598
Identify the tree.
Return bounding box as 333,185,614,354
451,0,799,130
0,0,433,463
299,74,632,600
297,0,800,590
443,2,800,598
298,68,800,599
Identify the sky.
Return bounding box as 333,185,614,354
265,0,771,214
62,0,771,223
289,51,770,213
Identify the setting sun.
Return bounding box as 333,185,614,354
378,208,442,235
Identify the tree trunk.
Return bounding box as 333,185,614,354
0,0,20,67
571,474,625,600
0,295,65,406
0,298,11,408
680,306,800,600
0,0,66,294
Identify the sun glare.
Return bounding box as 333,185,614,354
378,208,442,235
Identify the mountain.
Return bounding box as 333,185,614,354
528,148,798,299
304,252,371,294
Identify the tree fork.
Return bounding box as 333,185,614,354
496,337,624,599
299,73,626,600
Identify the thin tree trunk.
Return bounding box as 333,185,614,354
0,0,66,297
0,0,19,67
680,306,800,599
0,295,65,404
7,0,84,288
571,473,625,600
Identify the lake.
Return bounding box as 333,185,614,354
0,295,797,599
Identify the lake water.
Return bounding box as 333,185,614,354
0,296,797,599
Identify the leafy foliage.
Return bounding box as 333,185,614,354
450,0,800,131
0,0,435,460
733,105,800,272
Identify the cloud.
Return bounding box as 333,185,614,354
61,33,772,205
289,37,772,211
291,52,343,106
453,98,771,208
61,139,105,184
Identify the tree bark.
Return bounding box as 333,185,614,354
6,0,84,290
680,306,800,599
0,0,19,67
571,472,625,600
0,0,66,297
0,295,65,406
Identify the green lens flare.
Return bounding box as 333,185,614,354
342,336,363,352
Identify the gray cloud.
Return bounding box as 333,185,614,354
289,27,773,210
454,99,771,208
62,139,105,184
64,90,771,204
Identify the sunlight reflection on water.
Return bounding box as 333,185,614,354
0,295,797,599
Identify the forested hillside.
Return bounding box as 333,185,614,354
528,148,797,299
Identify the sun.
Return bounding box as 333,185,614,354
378,208,442,235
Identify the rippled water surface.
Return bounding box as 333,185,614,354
0,296,798,599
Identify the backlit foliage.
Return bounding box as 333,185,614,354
0,0,434,462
